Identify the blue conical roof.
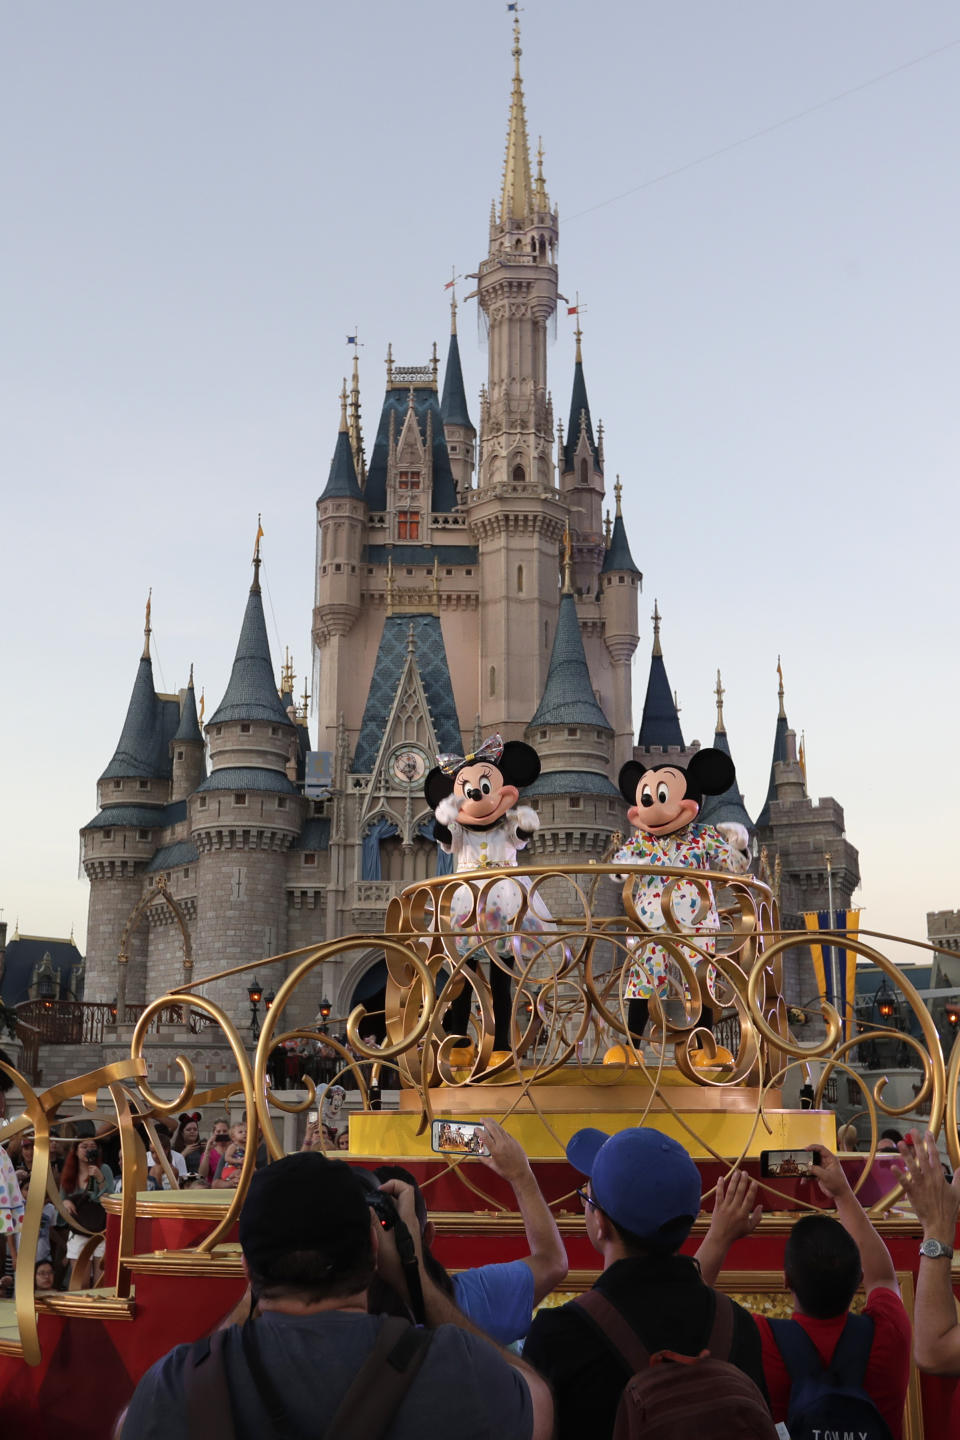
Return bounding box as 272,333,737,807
601,512,640,575
530,593,612,730
100,656,176,781
637,648,684,749
209,580,292,727
563,359,600,473
320,426,364,502
699,727,753,831
440,329,473,430
173,678,203,744
755,712,789,830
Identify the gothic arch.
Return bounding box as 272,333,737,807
116,876,193,1012
336,947,386,1021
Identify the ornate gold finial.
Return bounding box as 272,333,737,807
386,342,393,386
450,290,458,335
199,689,205,726
673,689,682,714
533,134,548,209
348,343,366,485
614,476,623,516
188,661,194,687
799,731,807,784
500,6,534,223
562,523,574,594
280,646,295,697
777,654,786,719
299,675,310,722
604,509,612,546
431,340,439,383
252,515,264,592
715,669,726,734
142,588,152,659
652,599,662,657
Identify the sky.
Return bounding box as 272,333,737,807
3,1,959,965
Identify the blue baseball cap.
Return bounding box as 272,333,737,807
567,1126,702,1249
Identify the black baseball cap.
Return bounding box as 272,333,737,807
239,1152,371,1278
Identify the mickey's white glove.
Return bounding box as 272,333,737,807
716,822,750,871
435,794,464,827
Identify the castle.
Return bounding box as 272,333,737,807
76,23,860,1040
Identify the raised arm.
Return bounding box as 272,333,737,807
480,1119,568,1301
897,1131,960,1372
694,1169,762,1285
809,1144,898,1295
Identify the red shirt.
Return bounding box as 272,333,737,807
754,1287,911,1440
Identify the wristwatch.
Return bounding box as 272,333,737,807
919,1238,955,1259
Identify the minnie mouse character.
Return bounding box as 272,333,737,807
614,748,750,1043
424,734,551,1052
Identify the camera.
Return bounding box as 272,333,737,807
364,1186,399,1232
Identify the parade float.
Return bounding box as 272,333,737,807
1,859,957,1438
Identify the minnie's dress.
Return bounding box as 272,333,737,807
612,824,749,1004
0,1146,24,1244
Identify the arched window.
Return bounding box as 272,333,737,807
517,564,524,593
512,463,525,485
489,665,496,696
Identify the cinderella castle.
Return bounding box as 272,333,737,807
75,23,860,1038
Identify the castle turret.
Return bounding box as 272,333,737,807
599,478,641,769
440,294,476,500
524,549,622,858
81,597,179,1003
636,601,694,766
754,657,790,830
471,16,566,735
170,664,206,802
192,543,304,1019
559,328,605,595
698,670,754,835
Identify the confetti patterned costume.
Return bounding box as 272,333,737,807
0,1146,24,1240
613,823,749,1001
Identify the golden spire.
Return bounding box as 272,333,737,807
614,476,623,516
431,339,439,384
199,689,205,726
280,646,295,697
533,135,548,210
604,509,612,546
348,339,366,485
339,380,348,431
386,342,393,386
777,654,786,719
562,523,573,594
142,589,152,660
652,599,662,657
798,730,807,784
299,674,311,722
500,11,534,223
715,669,726,734
252,514,264,593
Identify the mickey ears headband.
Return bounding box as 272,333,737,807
436,732,504,776
178,1112,202,1125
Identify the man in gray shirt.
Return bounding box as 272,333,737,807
119,1151,552,1440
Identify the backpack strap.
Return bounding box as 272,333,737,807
706,1291,735,1362
571,1289,652,1374
322,1316,434,1440
768,1317,832,1384
185,1330,236,1440
824,1312,876,1386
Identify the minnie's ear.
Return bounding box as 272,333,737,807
618,761,647,807
686,747,735,797
424,767,455,809
499,741,541,789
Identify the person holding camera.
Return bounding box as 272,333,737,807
118,1152,552,1440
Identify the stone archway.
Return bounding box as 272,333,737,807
116,875,192,1017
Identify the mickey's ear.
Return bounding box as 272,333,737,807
499,741,541,788
686,747,735,797
424,767,455,809
618,761,647,806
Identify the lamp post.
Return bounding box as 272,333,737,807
945,1002,960,1045
248,977,264,1040
318,997,332,1034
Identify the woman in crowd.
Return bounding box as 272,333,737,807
59,1138,114,1286
172,1113,205,1174
197,1118,231,1185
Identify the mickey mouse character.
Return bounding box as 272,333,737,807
614,748,750,1043
424,734,552,1052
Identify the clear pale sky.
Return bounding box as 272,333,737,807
3,2,958,963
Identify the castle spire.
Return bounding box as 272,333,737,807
637,602,684,750
562,326,599,474
209,558,293,728
777,654,787,719
441,299,473,430
142,589,152,660
715,668,726,734
533,135,549,211
320,388,364,502
562,524,574,594
756,658,791,829
500,12,534,224
699,672,754,833
252,515,263,595
348,352,367,486
530,588,611,731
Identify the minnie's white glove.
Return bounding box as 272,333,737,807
435,794,464,827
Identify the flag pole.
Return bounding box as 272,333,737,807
825,851,840,1028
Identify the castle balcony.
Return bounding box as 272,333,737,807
349,880,394,930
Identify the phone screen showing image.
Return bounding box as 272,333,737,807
760,1148,814,1178
431,1120,489,1156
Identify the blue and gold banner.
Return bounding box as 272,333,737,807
803,909,860,1039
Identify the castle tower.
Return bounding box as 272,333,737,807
559,327,605,595
525,544,622,858
191,543,305,1018
313,387,367,752
440,294,476,501
636,602,696,767
698,670,753,834
170,665,206,802
599,478,641,770
81,598,179,1004
470,16,567,736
